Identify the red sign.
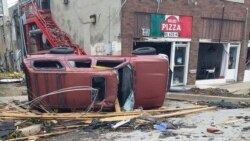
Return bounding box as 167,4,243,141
160,15,192,38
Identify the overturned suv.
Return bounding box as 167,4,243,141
23,47,169,111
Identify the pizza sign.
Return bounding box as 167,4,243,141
160,15,192,38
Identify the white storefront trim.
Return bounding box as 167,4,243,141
196,41,241,85
196,79,226,85
244,70,250,82
140,37,191,42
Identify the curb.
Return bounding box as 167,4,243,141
166,93,250,104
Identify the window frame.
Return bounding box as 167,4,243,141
31,60,65,71
67,59,92,68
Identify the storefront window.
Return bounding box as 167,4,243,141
196,43,224,80
228,47,237,69
175,47,186,66
246,48,250,70
173,46,186,85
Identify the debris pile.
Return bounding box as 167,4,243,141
197,100,249,109
0,101,217,141
186,87,250,98
0,72,24,84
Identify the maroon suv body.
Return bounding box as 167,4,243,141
23,54,169,110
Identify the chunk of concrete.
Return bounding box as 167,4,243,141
17,124,42,136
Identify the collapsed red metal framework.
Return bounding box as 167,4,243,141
22,0,86,55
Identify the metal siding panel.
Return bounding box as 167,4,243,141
201,18,243,41
214,20,221,39
134,13,151,37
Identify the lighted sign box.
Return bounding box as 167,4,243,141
151,14,192,38
225,0,244,3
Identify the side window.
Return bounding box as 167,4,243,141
33,60,63,69
96,60,124,68
68,60,92,68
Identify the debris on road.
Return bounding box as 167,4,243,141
242,126,250,132
0,73,24,84
0,120,15,138
111,119,131,129
197,100,250,109
207,127,224,134
0,72,24,79
186,87,250,98
154,123,168,131
0,101,217,140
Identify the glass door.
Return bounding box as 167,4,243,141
225,43,240,81
171,42,189,85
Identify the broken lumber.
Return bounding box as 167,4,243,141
100,106,217,122
0,106,208,120
6,130,71,141
53,124,88,130
223,119,244,125
114,98,121,113
5,103,29,113
153,106,217,118
100,115,139,122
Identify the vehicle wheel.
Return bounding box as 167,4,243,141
49,47,74,54
132,47,156,55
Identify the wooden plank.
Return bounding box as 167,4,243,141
0,106,209,120
100,115,139,122
53,124,88,130
6,130,71,141
114,98,121,113
153,106,217,118
100,107,217,122
5,102,29,113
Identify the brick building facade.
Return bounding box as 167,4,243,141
16,0,250,86
121,0,250,85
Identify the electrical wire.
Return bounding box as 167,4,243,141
17,86,99,114
156,0,160,13
28,86,97,106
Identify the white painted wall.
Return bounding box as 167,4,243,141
50,0,122,55
244,70,250,82
0,0,9,16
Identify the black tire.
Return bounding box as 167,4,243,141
132,47,156,55
49,47,74,54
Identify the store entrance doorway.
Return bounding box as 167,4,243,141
134,41,189,86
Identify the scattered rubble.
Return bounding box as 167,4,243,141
186,87,250,98
0,101,216,140
0,83,27,97
0,120,15,138
207,127,224,134
197,100,249,109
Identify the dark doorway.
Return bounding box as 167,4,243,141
197,43,225,80
246,48,250,70
133,42,171,59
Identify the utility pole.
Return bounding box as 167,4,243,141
18,0,28,58
0,0,6,43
